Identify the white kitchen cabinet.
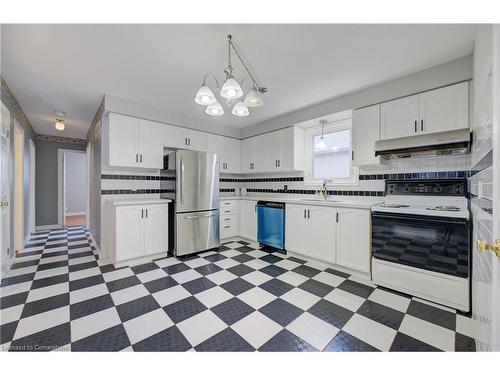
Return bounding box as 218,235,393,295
241,127,304,174
115,205,144,261
220,200,240,240
208,134,241,174
285,204,336,263
418,81,469,135
106,113,141,168
241,137,256,173
139,120,164,169
105,113,163,169
186,129,208,151
381,95,420,140
353,104,382,166
143,204,169,255
163,124,188,149
163,125,207,151
381,82,469,140
111,202,169,264
335,208,371,273
239,200,257,241
284,204,308,255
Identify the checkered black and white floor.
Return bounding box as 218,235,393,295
1,226,476,352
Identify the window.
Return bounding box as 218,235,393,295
304,118,358,185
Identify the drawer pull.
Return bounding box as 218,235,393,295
224,218,231,221
224,226,231,229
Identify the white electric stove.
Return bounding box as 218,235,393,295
370,179,471,312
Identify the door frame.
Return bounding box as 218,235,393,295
13,120,25,253
58,149,87,227
1,101,12,277
29,139,35,234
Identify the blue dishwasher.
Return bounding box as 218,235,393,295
257,201,285,250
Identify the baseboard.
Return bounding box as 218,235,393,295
35,224,60,232
65,212,86,216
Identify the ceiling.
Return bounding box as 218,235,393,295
1,24,476,139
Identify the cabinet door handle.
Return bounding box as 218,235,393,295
140,154,143,163
146,209,148,218
278,160,280,167
224,218,230,221
336,212,339,222
421,119,424,132
188,138,191,146
307,209,310,219
141,209,144,218
224,226,230,229
136,154,138,163
304,209,306,219
414,120,417,133
185,138,187,146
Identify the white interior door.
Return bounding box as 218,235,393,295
1,102,11,277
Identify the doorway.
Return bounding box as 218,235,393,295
1,102,11,277
58,149,87,227
13,121,25,253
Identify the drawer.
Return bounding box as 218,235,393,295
220,222,238,239
221,200,238,208
220,206,239,215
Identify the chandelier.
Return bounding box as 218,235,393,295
194,34,268,117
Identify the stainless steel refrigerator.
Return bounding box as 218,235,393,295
161,150,220,256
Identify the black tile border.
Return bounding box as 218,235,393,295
101,174,174,181
359,170,469,181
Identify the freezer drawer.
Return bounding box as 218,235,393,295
176,210,220,256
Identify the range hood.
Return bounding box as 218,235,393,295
374,129,471,159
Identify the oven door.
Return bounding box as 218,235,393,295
371,212,470,278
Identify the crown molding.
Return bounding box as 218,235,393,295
35,133,88,146
1,75,35,136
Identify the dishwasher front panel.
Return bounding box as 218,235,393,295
257,201,285,250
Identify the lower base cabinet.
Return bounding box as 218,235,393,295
285,204,370,273
110,202,169,264
336,208,370,273
239,200,257,241
285,204,336,263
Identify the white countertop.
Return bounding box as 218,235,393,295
220,195,383,209
106,198,171,206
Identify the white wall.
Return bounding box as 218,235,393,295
242,55,473,138
64,151,86,214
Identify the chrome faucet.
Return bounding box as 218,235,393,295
320,180,328,199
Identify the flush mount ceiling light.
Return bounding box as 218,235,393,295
316,119,327,150
54,111,66,131
194,34,268,117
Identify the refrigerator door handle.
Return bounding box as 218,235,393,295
180,158,184,205
184,213,217,219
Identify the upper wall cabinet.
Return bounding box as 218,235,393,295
380,95,420,140
104,113,163,169
352,104,381,166
381,82,469,140
207,134,241,174
241,127,304,174
163,125,208,151
418,82,469,134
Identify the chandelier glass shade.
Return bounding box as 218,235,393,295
195,84,217,105
232,101,249,117
194,35,267,117
205,101,224,116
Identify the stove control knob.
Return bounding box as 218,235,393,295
435,187,441,192
404,187,409,192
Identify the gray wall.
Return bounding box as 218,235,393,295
242,55,473,138
35,139,86,226
64,151,86,214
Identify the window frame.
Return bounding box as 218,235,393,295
303,118,359,186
